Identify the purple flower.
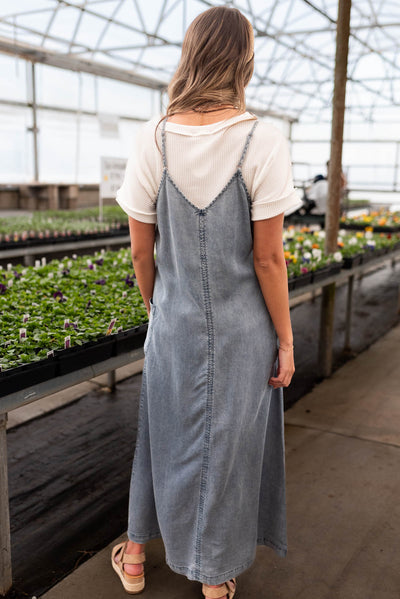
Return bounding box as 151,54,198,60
62,268,70,276
124,274,135,287
95,258,104,266
53,290,65,302
0,283,6,294
87,264,94,270
13,270,22,279
85,300,91,312
95,278,106,285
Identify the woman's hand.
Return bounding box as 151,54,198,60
268,349,295,389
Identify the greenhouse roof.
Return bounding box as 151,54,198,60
0,0,399,124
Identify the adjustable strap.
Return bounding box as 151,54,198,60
117,542,146,564
237,119,259,170
202,582,230,598
161,117,168,169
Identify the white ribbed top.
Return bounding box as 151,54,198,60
115,111,302,223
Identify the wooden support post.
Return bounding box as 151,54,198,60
24,254,34,267
107,369,116,391
47,184,60,211
319,282,336,377
343,274,354,353
0,413,12,596
319,0,352,377
398,278,400,316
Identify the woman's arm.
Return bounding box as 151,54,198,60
253,213,295,388
128,216,156,316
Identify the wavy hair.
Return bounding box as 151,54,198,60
154,6,255,151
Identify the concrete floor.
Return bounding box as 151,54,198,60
40,324,400,599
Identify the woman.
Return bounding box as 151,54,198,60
112,6,299,599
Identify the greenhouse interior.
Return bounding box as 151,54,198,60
0,1,400,598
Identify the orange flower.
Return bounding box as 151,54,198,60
284,251,291,259
312,243,320,249
378,218,387,226
337,241,344,248
365,226,373,232
297,235,304,242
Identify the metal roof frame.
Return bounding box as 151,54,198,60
0,0,398,125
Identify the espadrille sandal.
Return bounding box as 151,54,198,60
202,578,236,599
111,541,145,594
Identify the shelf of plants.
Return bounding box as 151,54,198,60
340,209,400,233
0,248,148,397
1,228,399,397
284,226,400,290
0,206,129,250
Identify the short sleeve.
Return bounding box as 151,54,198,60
250,126,302,221
115,118,162,224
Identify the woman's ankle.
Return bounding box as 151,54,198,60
126,540,145,554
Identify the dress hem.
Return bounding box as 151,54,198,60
127,530,287,584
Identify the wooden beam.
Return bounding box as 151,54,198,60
0,413,12,595
319,0,352,377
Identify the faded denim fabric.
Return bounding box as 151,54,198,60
127,118,287,585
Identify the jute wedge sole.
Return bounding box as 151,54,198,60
202,578,237,599
111,541,146,594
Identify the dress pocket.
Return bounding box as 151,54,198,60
144,298,157,353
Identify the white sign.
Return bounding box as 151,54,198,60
100,157,127,199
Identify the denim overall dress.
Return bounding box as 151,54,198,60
127,117,287,585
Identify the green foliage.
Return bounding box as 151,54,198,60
0,247,147,370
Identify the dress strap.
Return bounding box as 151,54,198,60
161,117,168,170
237,119,259,170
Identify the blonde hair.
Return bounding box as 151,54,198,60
154,6,255,150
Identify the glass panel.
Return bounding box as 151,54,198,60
37,109,143,183
0,104,33,182
97,79,156,119
0,54,27,102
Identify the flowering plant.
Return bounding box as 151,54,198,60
340,208,400,230
0,248,147,371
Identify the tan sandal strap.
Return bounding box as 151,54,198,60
122,551,145,564
202,583,229,598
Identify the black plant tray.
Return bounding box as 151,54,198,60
312,265,332,283
114,325,148,356
342,253,363,269
54,335,115,375
0,356,57,399
293,271,313,288
329,262,342,276
0,228,129,251
340,223,400,233
288,271,313,290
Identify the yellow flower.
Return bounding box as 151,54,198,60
356,232,364,238
364,226,373,232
